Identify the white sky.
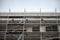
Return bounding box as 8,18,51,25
0,0,60,12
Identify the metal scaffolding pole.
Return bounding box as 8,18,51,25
4,14,9,40
55,8,59,32
22,8,26,40
4,19,8,40
18,33,23,40
56,8,60,38
40,8,42,40
4,9,10,40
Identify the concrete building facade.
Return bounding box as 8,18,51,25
0,12,60,40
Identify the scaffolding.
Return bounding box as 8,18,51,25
0,10,60,40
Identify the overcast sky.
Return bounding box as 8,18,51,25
0,0,60,12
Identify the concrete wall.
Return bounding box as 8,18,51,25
26,26,46,32
40,26,46,32
58,26,60,32
26,27,32,32
0,12,59,16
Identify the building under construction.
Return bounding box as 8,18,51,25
0,12,60,40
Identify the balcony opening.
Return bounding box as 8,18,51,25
9,16,24,18
49,38,60,40
32,27,40,32
46,25,58,32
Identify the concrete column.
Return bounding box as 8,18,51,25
58,26,60,32
26,27,32,32
40,26,46,32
